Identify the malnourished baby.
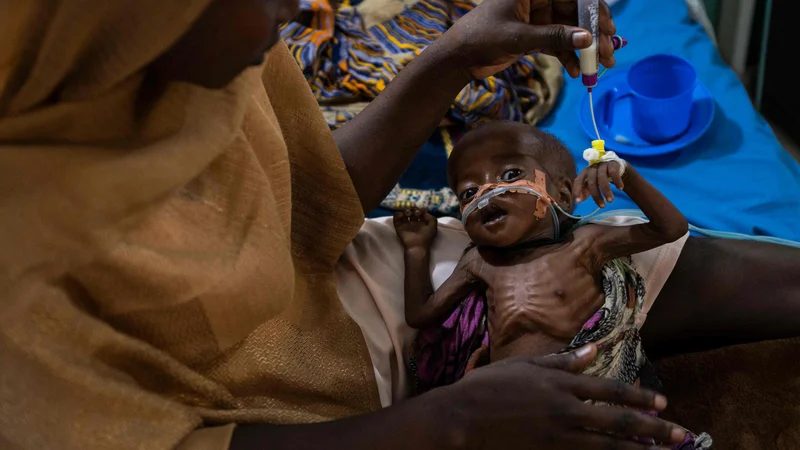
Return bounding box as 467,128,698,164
395,122,711,449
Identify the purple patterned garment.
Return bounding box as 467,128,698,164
410,291,487,394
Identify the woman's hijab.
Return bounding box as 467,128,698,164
0,1,378,448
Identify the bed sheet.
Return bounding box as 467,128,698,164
538,0,800,240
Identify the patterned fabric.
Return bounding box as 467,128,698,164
565,258,647,386
280,0,550,129
380,183,460,215
410,257,712,449
410,291,488,393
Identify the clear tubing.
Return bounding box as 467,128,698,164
574,208,800,249
461,186,602,240
578,0,599,78
589,90,601,140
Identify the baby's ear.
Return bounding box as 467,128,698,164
557,178,574,213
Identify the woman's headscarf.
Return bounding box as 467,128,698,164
0,2,378,448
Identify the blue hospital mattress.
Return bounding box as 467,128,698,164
539,0,800,240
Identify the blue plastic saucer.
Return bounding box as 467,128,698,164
578,70,715,157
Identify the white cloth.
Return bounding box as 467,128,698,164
583,149,628,177
336,216,689,407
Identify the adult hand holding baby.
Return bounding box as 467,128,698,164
437,0,617,79
441,344,686,449
234,345,685,450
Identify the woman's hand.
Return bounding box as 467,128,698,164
231,345,686,449
438,345,687,449
439,0,617,79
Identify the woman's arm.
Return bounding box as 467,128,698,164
645,237,800,357
230,345,686,450
332,42,468,214
230,390,448,450
334,0,617,213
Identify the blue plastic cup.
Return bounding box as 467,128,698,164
624,54,697,144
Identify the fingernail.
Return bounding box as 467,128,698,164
607,196,613,202
572,31,591,48
575,345,593,358
575,197,582,203
654,394,668,410
599,202,606,208
670,427,687,442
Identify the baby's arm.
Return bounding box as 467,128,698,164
394,208,481,329
573,161,688,262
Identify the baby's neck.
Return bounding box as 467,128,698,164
499,218,578,251
476,232,574,264
503,235,563,251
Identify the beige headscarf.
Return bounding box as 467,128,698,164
0,1,379,449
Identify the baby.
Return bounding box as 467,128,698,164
394,122,711,449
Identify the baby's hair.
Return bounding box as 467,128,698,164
451,121,577,185
525,127,577,185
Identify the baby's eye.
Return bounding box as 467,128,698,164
501,169,523,182
460,187,478,201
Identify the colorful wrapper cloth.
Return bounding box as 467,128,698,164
280,0,561,129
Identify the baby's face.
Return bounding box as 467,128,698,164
450,135,563,248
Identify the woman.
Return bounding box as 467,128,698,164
1,0,798,449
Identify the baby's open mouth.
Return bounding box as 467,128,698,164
480,205,508,226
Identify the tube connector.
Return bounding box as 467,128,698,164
582,73,599,88
591,139,606,154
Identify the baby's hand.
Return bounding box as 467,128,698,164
573,161,626,208
393,208,438,250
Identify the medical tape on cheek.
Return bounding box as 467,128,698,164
460,170,554,220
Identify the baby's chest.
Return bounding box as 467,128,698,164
484,256,600,308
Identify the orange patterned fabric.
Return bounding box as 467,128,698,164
0,2,378,448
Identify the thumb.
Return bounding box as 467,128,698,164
515,24,592,53
531,344,597,373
